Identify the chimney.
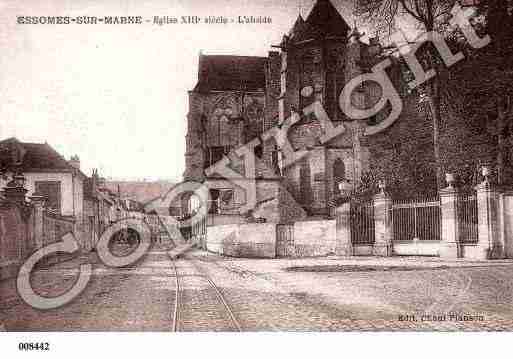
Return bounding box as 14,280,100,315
97,176,106,189
91,169,99,193
69,155,81,170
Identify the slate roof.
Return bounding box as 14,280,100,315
0,137,84,176
292,0,351,42
193,55,267,92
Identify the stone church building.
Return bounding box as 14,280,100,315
183,0,508,224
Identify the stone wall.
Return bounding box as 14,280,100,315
42,211,75,246
392,241,441,257
501,192,513,259
206,223,276,258
207,214,247,227
206,219,338,259
292,220,337,257
0,203,32,280
0,195,84,280
38,211,77,266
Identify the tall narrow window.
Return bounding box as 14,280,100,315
299,159,312,208
35,181,61,213
333,158,346,194
300,53,315,110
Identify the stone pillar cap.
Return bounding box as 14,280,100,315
373,191,392,201
439,186,460,196
475,180,497,192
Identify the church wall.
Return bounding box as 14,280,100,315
185,89,266,182
265,51,280,132
309,147,327,214
324,42,346,122
184,91,206,181
326,148,355,203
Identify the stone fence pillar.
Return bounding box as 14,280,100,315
439,185,460,259
373,191,393,257
335,202,352,256
29,194,46,250
475,180,504,259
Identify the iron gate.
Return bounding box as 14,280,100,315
350,199,375,245
392,197,441,241
457,193,478,244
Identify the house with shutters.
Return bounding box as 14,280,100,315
0,137,90,250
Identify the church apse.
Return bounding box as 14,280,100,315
184,0,387,221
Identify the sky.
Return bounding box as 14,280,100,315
0,0,357,181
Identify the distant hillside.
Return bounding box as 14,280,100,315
105,180,176,205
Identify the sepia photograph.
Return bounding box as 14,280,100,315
1,0,513,357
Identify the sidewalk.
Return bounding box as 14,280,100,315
192,249,513,274
324,255,513,267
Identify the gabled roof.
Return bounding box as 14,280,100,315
193,55,267,92
0,137,85,177
289,14,306,39
292,0,350,43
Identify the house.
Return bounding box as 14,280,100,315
84,169,116,249
0,137,90,250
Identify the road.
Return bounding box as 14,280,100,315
2,249,513,331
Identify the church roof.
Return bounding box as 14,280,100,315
292,0,351,42
289,14,306,39
193,55,267,92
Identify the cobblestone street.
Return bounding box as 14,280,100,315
2,249,513,331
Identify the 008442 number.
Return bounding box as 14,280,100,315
18,342,50,351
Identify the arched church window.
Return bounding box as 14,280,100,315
300,52,315,110
333,158,346,194
299,159,312,207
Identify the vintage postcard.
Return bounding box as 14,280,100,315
1,0,513,357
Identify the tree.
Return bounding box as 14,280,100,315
354,0,461,189
355,0,513,187
441,0,513,184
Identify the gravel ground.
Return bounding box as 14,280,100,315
2,249,513,331
189,251,513,331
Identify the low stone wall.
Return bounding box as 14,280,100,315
206,223,276,258
206,220,338,259
291,220,337,257
42,212,75,246
207,214,247,227
392,241,440,256
37,211,77,267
